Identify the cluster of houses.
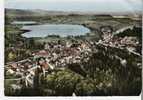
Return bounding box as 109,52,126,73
99,26,140,54
33,40,92,68
6,59,34,78
5,56,54,87
5,39,93,87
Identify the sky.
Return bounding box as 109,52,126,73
5,0,143,13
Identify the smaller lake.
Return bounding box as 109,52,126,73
12,21,37,25
21,24,90,38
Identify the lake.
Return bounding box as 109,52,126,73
21,24,91,38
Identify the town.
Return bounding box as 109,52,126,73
5,24,142,96
5,8,142,96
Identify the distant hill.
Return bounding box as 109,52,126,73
5,8,142,19
5,8,83,16
5,9,36,16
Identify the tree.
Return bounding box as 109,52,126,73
41,69,83,96
8,52,16,61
